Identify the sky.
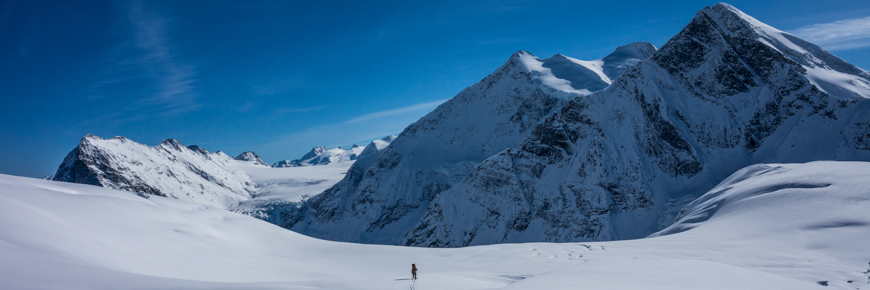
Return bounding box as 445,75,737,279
1,0,869,178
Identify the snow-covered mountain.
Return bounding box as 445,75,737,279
4,161,870,289
401,3,870,246
287,43,657,243
358,135,398,160
234,151,269,167
272,145,365,168
52,134,397,215
53,135,255,209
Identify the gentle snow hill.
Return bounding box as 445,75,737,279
2,161,869,289
401,2,870,247
288,42,657,244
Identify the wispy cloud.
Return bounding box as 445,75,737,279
789,16,870,51
275,106,328,114
345,99,448,123
242,99,447,162
127,1,199,113
90,1,199,117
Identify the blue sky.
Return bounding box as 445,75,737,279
2,0,869,178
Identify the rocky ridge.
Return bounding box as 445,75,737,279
53,135,255,209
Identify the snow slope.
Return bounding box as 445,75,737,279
288,43,656,244
401,3,870,247
2,161,869,289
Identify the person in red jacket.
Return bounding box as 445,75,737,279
412,264,418,280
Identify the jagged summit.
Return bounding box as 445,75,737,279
689,2,870,99
187,145,210,155
53,135,254,208
234,151,268,167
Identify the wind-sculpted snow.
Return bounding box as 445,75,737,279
651,162,868,240
288,42,655,244
403,3,870,247
53,135,255,209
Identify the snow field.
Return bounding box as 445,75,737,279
3,161,869,289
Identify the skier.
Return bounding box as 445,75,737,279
412,263,418,280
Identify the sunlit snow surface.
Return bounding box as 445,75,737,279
2,161,869,289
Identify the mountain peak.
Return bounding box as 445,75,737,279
273,145,367,168
381,135,398,142
234,151,268,167
54,135,254,208
605,42,657,62
187,145,210,155
663,2,870,99
160,139,185,151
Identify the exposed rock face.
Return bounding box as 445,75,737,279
53,135,255,208
287,42,656,244
235,151,269,167
402,3,870,247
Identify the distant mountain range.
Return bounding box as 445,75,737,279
52,134,395,211
272,135,397,168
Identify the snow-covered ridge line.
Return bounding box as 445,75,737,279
51,134,397,213
52,134,256,209
271,136,397,168
703,3,870,99
514,41,657,95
